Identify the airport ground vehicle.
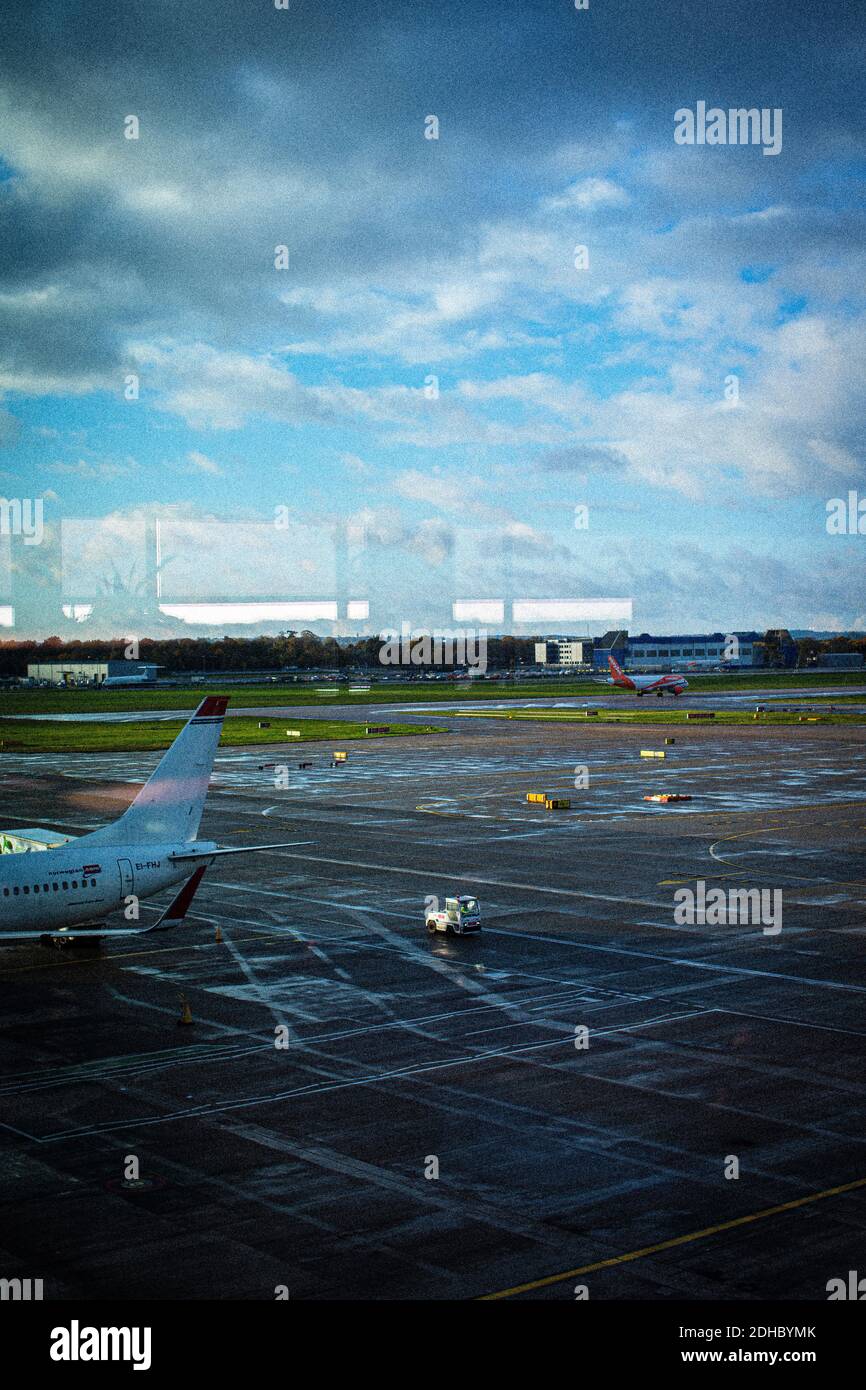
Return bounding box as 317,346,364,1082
426,895,481,934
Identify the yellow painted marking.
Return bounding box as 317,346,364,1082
656,813,866,886
479,1174,866,1300
712,824,787,842
793,878,866,896
659,870,792,886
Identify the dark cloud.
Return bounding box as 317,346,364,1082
1,0,863,392
542,444,630,473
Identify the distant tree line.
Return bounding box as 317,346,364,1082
1,632,863,678
0,632,537,677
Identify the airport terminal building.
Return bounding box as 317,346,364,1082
27,660,159,686
628,632,760,671
536,631,770,671
533,638,594,667
590,630,770,671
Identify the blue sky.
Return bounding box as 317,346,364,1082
1,0,864,638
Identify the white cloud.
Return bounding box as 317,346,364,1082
186,450,222,475
393,468,486,511
542,176,629,213
340,452,371,474
48,457,138,480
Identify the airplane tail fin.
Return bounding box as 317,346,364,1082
608,654,631,686
87,697,229,846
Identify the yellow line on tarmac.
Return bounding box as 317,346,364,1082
659,870,796,886
712,823,788,842
792,877,866,896
478,1175,866,1300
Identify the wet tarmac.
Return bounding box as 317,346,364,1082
1,718,865,1300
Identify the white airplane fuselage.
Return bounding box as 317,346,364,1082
620,673,688,694
101,676,155,688
0,840,217,933
607,655,688,696
0,695,303,942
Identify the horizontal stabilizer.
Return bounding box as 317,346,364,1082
169,843,303,862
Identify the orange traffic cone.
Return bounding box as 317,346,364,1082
214,925,222,944
178,997,194,1026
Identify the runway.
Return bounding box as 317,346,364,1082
1,718,865,1300
10,680,866,722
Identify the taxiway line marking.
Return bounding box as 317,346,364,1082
478,1174,866,1300
485,926,866,994
39,1008,712,1141
242,849,669,909
659,870,817,886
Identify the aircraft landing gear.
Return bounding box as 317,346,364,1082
39,932,104,950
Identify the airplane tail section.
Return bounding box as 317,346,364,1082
144,865,209,932
86,697,229,846
607,654,634,689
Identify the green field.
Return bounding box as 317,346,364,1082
0,717,442,754
452,707,866,727
0,669,862,716
776,693,866,705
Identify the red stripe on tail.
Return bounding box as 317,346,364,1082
194,696,229,719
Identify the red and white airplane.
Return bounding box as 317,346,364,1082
0,697,295,942
607,654,688,697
